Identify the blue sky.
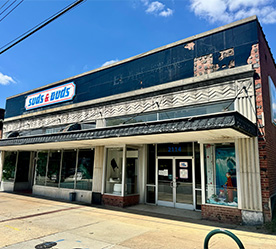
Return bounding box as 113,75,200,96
0,0,276,109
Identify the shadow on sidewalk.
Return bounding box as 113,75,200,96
6,191,275,236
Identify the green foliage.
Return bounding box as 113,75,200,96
2,153,16,181
36,152,48,176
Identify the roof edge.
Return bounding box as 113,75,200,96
6,16,258,100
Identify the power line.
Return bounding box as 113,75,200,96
0,0,16,16
0,1,73,52
0,0,86,55
0,0,10,11
0,0,23,23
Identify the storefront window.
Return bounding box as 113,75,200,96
46,151,61,187
60,150,77,189
105,148,123,195
126,148,138,195
159,101,234,120
2,151,17,182
76,149,94,190
204,143,238,207
106,113,157,126
35,151,48,186
105,101,234,127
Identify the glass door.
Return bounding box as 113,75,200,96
157,159,174,207
175,158,193,209
157,157,194,209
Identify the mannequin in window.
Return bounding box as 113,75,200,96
225,172,234,202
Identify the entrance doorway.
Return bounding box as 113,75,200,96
14,151,33,193
157,157,194,209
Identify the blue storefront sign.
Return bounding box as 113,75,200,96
25,82,76,110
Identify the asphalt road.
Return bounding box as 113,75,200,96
0,192,275,249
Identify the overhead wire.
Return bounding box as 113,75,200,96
1,0,86,132
0,0,86,55
0,0,23,23
0,0,10,11
0,0,16,16
0,2,71,52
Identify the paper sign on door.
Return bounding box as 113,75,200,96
179,169,188,179
158,169,169,176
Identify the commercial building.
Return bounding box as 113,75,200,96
0,16,276,225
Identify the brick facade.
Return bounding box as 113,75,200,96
256,25,276,222
201,205,242,224
102,194,140,208
200,22,276,224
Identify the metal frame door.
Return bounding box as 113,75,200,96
156,156,195,209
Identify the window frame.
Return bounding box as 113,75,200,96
34,147,94,191
103,145,140,197
201,140,240,208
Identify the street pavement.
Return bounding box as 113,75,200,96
0,192,276,249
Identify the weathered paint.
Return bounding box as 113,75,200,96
5,20,258,119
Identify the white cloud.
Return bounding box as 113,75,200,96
141,0,173,17
141,0,150,6
146,1,165,13
101,59,119,67
228,0,273,11
0,72,15,85
160,8,173,17
189,0,276,24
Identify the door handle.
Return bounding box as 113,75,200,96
170,181,174,188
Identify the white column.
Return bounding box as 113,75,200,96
93,146,105,193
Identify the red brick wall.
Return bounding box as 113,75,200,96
0,120,2,139
102,194,139,207
257,25,276,221
202,205,242,224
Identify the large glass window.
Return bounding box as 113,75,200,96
60,150,77,189
35,151,48,186
2,151,17,182
105,148,123,195
105,101,234,127
106,113,157,126
159,101,234,121
76,149,94,190
126,148,138,195
46,151,61,187
204,143,238,207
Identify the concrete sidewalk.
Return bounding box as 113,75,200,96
0,192,275,249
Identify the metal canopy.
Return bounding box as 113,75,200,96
0,111,257,151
